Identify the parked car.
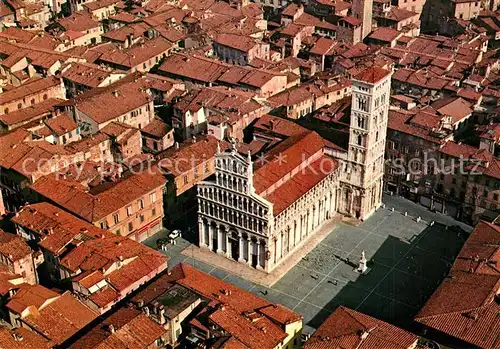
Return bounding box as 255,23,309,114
169,230,181,240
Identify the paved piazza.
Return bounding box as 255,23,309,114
143,195,472,334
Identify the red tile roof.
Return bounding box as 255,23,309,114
132,263,301,348
353,66,391,84
215,33,261,53
0,76,62,106
30,166,166,222
21,291,97,345
158,135,231,177
44,113,78,136
415,221,500,349
0,98,65,129
264,154,338,215
431,97,473,123
305,306,418,349
368,27,401,42
0,327,52,349
438,141,500,179
72,75,152,124
0,229,31,262
253,131,328,194
12,202,113,256
0,265,24,296
135,263,301,324
57,11,100,32
209,305,287,349
6,284,60,315
68,308,166,348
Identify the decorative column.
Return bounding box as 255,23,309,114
256,240,262,269
216,226,223,254
198,219,205,247
238,232,245,262
225,232,230,258
246,236,252,265
208,224,214,250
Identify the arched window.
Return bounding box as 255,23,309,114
17,103,22,109
43,94,48,100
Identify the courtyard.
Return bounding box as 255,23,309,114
143,195,472,334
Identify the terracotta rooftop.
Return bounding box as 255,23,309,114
30,167,166,222
368,26,401,42
157,135,231,177
141,117,172,139
353,66,391,84
305,306,419,349
44,113,78,136
0,265,24,296
68,307,166,348
0,98,65,129
17,289,97,345
61,61,122,88
214,33,261,53
0,76,62,106
12,202,113,256
132,263,302,347
415,221,500,349
0,327,52,349
57,11,100,32
0,229,31,262
71,75,152,124
431,97,473,123
62,234,167,308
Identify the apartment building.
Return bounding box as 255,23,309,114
30,166,166,242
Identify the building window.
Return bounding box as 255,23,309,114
100,220,108,229
194,168,199,178
183,175,188,184
138,199,144,209
43,94,48,100
139,215,144,223
30,99,35,105
357,135,363,146
113,213,119,224
126,205,132,216
494,193,499,201
128,222,133,232
152,208,156,216
17,103,22,109
4,108,8,114
150,192,156,203
116,229,121,236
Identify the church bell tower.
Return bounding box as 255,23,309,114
341,66,392,220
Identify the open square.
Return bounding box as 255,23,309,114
143,195,471,334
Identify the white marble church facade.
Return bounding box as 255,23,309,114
197,67,392,273
197,144,341,273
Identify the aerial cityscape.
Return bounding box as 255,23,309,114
0,0,499,347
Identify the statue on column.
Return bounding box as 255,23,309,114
356,250,368,274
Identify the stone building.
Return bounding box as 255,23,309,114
352,0,373,40
339,67,392,220
197,67,392,272
197,133,341,272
